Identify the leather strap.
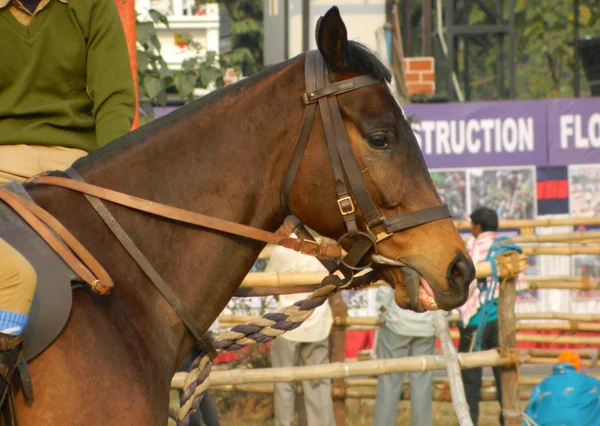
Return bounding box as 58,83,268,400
64,167,218,360
281,50,452,271
31,175,341,260
280,50,318,215
0,187,113,295
383,205,451,233
316,53,359,239
326,93,382,228
302,75,382,104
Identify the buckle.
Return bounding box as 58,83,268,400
337,196,355,216
91,279,109,295
300,239,320,256
374,230,393,243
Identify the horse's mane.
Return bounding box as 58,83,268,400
347,41,392,83
78,42,390,168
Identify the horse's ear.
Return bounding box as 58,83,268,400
315,6,350,70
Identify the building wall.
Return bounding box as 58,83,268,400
135,0,221,69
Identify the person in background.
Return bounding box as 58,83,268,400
457,207,504,426
0,0,135,402
523,350,600,426
267,226,335,426
373,284,436,426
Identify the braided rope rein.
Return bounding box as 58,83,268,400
174,275,349,424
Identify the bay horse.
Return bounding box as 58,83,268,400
10,6,474,425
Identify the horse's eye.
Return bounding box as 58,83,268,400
368,134,388,148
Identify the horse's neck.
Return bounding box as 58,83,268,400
30,57,306,374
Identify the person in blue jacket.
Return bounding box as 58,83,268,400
523,350,600,426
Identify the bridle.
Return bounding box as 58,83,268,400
281,50,451,276
0,49,451,359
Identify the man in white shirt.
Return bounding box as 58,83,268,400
267,241,335,426
373,285,436,426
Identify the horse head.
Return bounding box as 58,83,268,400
285,7,475,312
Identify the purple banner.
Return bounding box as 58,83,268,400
547,98,600,166
403,100,548,169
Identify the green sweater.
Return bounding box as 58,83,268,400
0,0,135,151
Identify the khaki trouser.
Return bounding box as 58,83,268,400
0,145,87,322
271,337,335,426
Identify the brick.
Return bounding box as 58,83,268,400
404,72,421,82
421,72,435,82
407,82,435,96
405,57,434,72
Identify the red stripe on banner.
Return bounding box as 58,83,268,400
537,180,568,200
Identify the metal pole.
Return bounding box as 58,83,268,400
574,0,580,97
302,0,309,52
404,0,413,56
422,0,432,56
464,38,470,100
284,0,289,59
497,0,505,98
508,0,516,98
445,0,455,100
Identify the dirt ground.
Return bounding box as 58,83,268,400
213,393,506,426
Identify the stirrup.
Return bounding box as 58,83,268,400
0,334,23,407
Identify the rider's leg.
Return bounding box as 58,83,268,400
0,238,37,334
0,144,84,401
0,237,36,401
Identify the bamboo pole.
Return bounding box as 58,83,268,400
498,276,521,426
454,217,600,230
521,245,600,256
514,322,600,332
171,350,527,389
220,314,600,330
503,231,600,244
434,311,473,426
511,312,600,322
329,293,347,426
258,231,600,260
447,331,600,346
526,281,596,290
528,357,598,368
241,256,528,289
526,348,598,359
218,325,600,345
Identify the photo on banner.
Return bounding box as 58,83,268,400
429,169,468,219
572,256,600,301
467,166,539,301
569,165,600,217
569,165,600,300
468,166,536,219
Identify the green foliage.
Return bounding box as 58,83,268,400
221,0,264,76
457,0,600,100
136,10,224,121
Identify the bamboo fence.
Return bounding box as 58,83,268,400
214,226,600,423
171,349,527,389
219,314,600,335
454,216,600,230
239,271,595,290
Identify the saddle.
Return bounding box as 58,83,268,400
0,182,77,425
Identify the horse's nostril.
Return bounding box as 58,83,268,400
448,252,475,287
